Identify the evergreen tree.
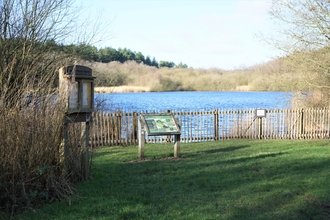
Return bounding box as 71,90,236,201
151,57,159,68
159,60,176,68
145,56,152,66
135,52,145,64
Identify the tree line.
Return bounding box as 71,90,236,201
55,42,188,68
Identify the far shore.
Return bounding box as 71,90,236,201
95,85,252,93
95,86,151,93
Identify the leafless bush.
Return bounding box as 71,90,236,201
0,0,110,216
0,91,85,215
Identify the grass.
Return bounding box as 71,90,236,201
11,139,330,220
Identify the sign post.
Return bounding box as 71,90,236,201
138,113,181,160
255,109,267,139
59,65,95,179
138,118,145,160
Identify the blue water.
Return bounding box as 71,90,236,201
95,91,291,112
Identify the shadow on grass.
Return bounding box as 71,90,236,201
84,152,328,219
202,145,251,154
15,141,330,220
92,150,122,158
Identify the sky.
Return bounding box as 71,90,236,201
79,0,280,70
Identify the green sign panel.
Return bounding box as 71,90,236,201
141,114,181,136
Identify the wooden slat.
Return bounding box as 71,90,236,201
90,107,330,146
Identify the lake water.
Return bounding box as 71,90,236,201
95,91,292,112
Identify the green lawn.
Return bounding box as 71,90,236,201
12,139,330,220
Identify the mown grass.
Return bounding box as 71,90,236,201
12,139,330,220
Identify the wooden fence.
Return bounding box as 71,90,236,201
89,108,330,147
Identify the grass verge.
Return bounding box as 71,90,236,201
12,139,330,220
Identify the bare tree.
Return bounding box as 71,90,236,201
0,0,109,106
267,0,330,106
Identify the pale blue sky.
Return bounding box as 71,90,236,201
79,0,279,70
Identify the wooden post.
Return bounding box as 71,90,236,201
62,123,69,176
174,118,181,157
132,112,137,145
138,118,145,160
174,134,180,158
300,108,304,138
166,110,172,142
81,121,90,180
117,110,122,145
214,109,219,140
258,117,262,139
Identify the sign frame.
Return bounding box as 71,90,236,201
138,113,181,160
255,109,267,118
140,113,181,136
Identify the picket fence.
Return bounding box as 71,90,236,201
89,108,330,147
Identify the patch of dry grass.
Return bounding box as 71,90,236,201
95,86,151,93
84,60,289,93
0,67,92,217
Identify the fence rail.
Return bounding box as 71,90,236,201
89,108,330,147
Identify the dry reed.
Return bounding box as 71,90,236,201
83,59,291,93
0,76,87,217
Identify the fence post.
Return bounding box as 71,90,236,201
300,108,304,138
117,110,122,145
214,109,219,140
132,112,137,145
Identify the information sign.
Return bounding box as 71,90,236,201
141,114,181,136
255,109,267,118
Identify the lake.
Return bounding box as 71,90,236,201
95,91,292,112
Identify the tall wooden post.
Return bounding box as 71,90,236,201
258,117,262,139
174,134,180,158
174,118,181,157
132,112,137,145
214,109,219,140
59,65,95,180
166,110,172,142
62,123,69,176
117,110,122,145
81,121,90,180
138,118,145,160
300,108,304,138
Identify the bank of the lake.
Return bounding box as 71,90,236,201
95,86,151,93
94,85,252,93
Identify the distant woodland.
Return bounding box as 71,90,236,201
55,42,187,68
53,43,294,91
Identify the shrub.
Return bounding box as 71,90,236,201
150,77,185,92
0,77,89,216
